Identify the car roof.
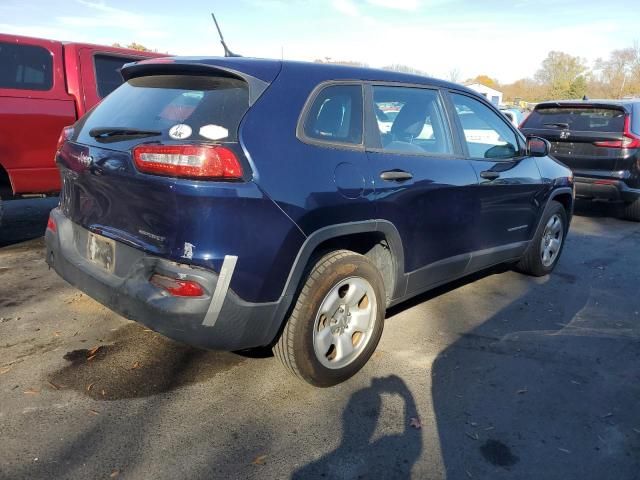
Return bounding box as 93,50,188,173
130,56,480,95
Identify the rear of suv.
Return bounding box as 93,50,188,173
520,100,640,221
46,57,574,386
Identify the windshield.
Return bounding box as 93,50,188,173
75,74,250,148
525,107,625,133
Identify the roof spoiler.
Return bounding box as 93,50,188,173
120,60,269,106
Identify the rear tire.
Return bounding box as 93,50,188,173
515,200,568,277
273,250,386,387
623,198,640,222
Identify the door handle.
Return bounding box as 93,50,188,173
480,170,500,180
380,170,413,181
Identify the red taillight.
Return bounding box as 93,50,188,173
46,216,56,233
132,144,243,179
150,274,205,297
56,126,74,151
593,115,640,149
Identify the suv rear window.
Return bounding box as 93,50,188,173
76,75,249,146
525,107,625,133
0,42,53,91
94,54,138,98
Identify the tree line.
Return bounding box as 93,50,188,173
470,44,640,103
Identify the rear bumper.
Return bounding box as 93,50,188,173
574,176,640,203
45,208,285,351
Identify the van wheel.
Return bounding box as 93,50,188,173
623,198,640,222
273,250,385,387
515,200,568,277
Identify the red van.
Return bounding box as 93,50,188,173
0,34,165,211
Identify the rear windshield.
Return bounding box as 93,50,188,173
524,107,625,132
76,74,249,145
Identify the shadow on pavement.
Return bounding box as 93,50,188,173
430,224,640,479
292,375,422,479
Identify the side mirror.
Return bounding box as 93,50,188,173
527,136,550,157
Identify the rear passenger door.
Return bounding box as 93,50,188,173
447,91,545,266
365,84,480,297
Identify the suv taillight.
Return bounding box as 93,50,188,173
150,274,204,297
132,144,243,179
593,115,640,149
56,126,74,151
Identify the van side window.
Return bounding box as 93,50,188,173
451,93,521,160
372,86,453,155
94,55,138,98
303,84,363,145
0,42,53,91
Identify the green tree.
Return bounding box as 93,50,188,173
568,75,588,99
534,51,588,99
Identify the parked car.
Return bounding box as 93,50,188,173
45,57,574,386
520,99,640,221
499,107,524,128
0,33,165,222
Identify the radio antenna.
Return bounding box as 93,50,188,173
211,13,241,57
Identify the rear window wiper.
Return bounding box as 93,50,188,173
543,122,570,129
89,127,162,138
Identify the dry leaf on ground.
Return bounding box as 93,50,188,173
252,455,267,465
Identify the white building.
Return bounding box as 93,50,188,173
466,83,503,106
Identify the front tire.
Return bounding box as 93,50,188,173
274,250,386,387
515,200,568,277
623,198,640,222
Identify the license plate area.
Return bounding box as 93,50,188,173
87,232,116,273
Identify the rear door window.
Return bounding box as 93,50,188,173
525,107,625,133
94,54,140,98
302,84,363,145
451,93,521,160
371,86,453,155
0,42,52,91
76,74,250,148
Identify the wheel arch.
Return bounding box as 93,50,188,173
549,188,574,218
269,220,406,345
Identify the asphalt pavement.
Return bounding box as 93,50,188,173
0,198,639,479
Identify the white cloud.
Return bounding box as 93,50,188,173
331,0,360,17
366,0,421,10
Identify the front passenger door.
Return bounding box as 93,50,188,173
447,92,545,268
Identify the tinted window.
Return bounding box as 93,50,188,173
76,75,249,148
524,107,625,133
373,86,452,155
451,93,520,160
0,42,52,91
94,54,138,98
303,84,363,144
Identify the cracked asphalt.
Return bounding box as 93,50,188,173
0,198,639,479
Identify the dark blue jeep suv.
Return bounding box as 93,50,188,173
46,57,574,386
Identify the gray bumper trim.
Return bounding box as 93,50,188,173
203,255,238,327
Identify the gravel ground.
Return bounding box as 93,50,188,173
0,199,639,480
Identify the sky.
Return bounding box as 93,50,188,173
1,0,638,83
